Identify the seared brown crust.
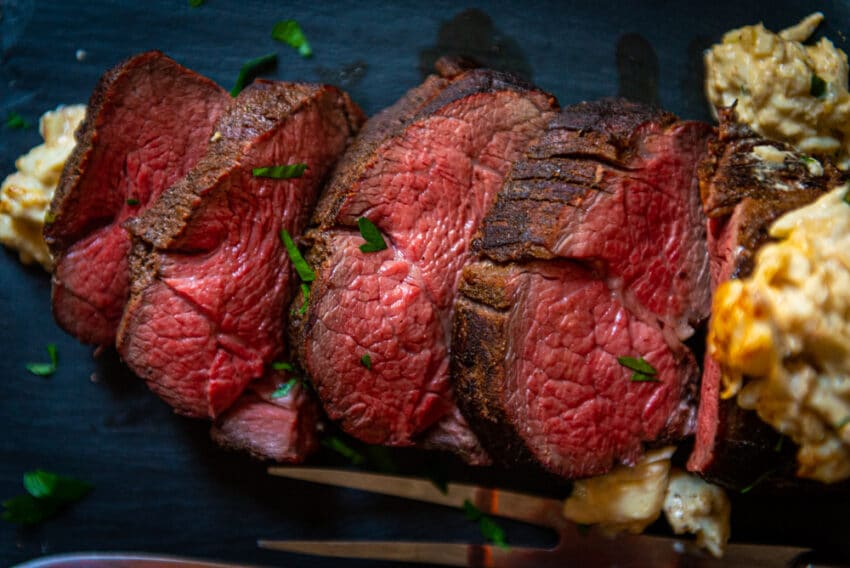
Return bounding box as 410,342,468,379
44,51,226,253
452,262,539,467
699,107,844,219
475,98,675,262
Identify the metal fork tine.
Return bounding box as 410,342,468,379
267,467,567,529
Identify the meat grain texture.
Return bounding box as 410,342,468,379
454,99,712,478
289,60,558,461
45,51,232,346
118,80,364,421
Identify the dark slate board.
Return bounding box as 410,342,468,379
2,1,850,566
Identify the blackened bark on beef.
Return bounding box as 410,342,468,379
454,99,712,479
689,107,846,490
289,59,558,460
117,80,364,421
45,51,231,346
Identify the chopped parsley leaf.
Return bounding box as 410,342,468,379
297,283,310,315
271,378,297,399
252,163,308,179
357,217,387,253
810,74,827,98
3,470,92,525
844,185,850,206
463,500,508,549
271,20,312,57
126,198,140,206
836,415,850,429
26,343,58,377
740,467,778,494
360,353,372,370
271,361,295,372
230,53,278,97
44,211,56,224
280,229,315,282
799,155,817,166
188,0,204,6
617,356,658,382
5,111,30,129
322,436,366,465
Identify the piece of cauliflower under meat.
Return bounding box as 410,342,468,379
663,469,731,559
0,105,85,270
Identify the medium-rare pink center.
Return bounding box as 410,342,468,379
506,265,682,477
306,92,551,445
123,105,349,417
551,123,709,338
52,62,228,345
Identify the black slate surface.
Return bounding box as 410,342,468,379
2,1,850,566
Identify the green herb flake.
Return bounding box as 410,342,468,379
617,356,656,375
230,53,278,97
630,372,660,383
836,415,850,429
845,185,850,206
252,163,308,179
271,20,312,58
322,436,366,465
280,229,315,282
810,74,827,98
740,467,778,494
44,211,56,224
297,283,310,315
271,361,295,372
357,217,388,253
773,435,785,453
360,353,372,370
271,378,297,399
799,155,816,166
5,111,30,129
188,0,204,6
26,343,58,377
463,499,508,549
3,470,92,525
126,198,140,206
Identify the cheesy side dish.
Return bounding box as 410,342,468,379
0,105,85,270
705,13,850,169
710,185,850,483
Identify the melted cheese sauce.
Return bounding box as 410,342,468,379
705,13,850,168
710,185,850,483
0,105,85,270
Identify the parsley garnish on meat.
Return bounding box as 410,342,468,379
126,198,140,206
252,163,308,179
322,436,367,465
463,499,509,549
280,229,315,282
360,353,372,370
272,20,312,58
271,361,295,372
296,283,310,315
271,378,297,399
810,74,827,98
3,470,92,525
357,217,388,253
617,355,658,382
25,344,58,377
230,53,278,97
5,111,30,129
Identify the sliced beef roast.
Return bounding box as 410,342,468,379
45,51,231,346
454,99,712,478
289,60,558,455
117,80,364,419
211,372,320,462
687,108,844,488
